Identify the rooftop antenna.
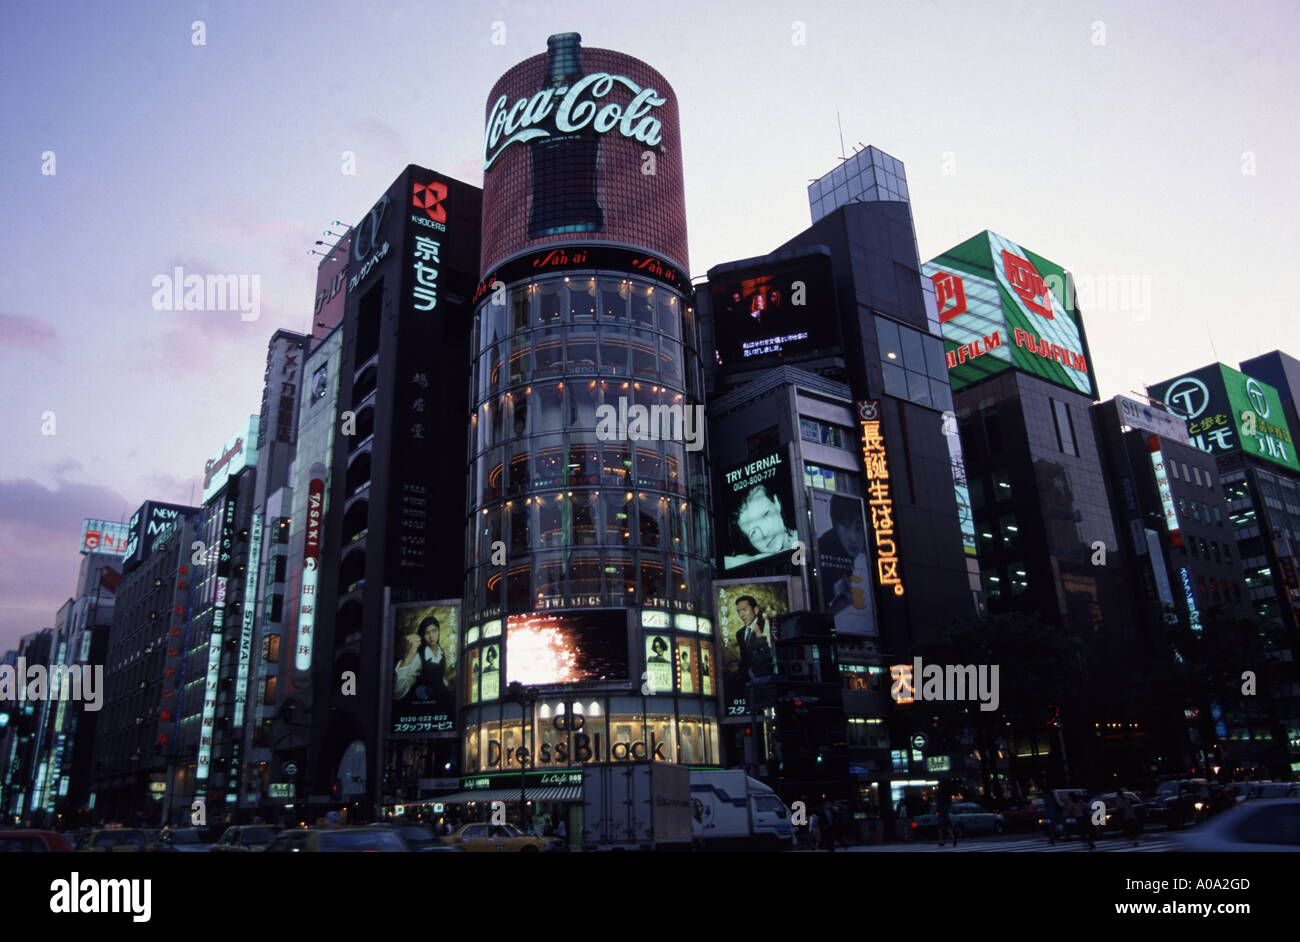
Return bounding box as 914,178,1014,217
1207,326,1219,362
837,111,846,162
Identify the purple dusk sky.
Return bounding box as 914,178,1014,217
2,0,1297,650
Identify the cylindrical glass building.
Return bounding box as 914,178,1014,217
462,34,717,781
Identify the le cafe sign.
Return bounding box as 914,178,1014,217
483,72,666,170
483,710,668,768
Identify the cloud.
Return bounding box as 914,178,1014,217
0,477,128,532
0,477,131,651
0,311,60,352
341,117,411,162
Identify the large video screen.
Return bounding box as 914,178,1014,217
390,601,460,737
717,447,800,573
715,580,789,719
711,255,838,365
506,609,630,686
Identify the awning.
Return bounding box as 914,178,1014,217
435,785,583,804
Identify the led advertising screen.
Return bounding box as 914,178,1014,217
710,254,839,365
202,416,259,503
505,609,630,686
924,231,1096,398
80,519,131,556
715,579,788,719
811,490,876,637
1148,364,1299,472
480,33,687,273
390,600,459,737
122,501,192,569
717,447,800,573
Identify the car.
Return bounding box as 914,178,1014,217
0,829,74,852
1145,779,1211,829
1181,797,1300,851
375,823,459,852
155,828,212,853
78,828,152,852
265,827,409,853
1089,791,1146,834
1002,797,1047,832
911,802,1006,839
443,822,562,852
1237,781,1298,801
209,825,280,853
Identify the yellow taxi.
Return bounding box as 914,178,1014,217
78,827,153,852
443,823,561,852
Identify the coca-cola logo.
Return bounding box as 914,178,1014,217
483,72,666,170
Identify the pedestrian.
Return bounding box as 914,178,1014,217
809,809,821,850
1067,796,1095,849
1116,789,1140,847
820,803,836,852
937,783,956,847
1042,791,1062,845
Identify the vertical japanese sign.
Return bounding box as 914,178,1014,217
296,470,325,672
232,512,263,730
277,344,301,444
857,400,905,597
1148,437,1183,546
198,497,237,781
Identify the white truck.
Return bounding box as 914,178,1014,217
689,769,795,851
582,762,692,851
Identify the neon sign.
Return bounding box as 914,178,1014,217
857,400,904,596
483,73,666,170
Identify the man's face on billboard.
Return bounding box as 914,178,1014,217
735,599,757,626
737,489,788,554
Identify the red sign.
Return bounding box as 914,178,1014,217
413,181,447,223
931,271,968,324
1001,250,1054,319
305,478,324,560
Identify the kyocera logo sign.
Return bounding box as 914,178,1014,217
413,181,447,223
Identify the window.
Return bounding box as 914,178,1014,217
1193,466,1203,486
746,426,780,460
1051,399,1077,456
983,411,1004,455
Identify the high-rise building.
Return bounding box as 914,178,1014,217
455,34,715,821
90,500,199,824
924,230,1134,785
1092,394,1249,776
698,145,976,812
1148,361,1300,775
297,163,481,814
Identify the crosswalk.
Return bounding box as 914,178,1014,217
884,833,1184,853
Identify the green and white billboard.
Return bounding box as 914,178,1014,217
923,231,1096,398
1148,364,1299,472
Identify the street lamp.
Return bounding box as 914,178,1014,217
506,682,538,832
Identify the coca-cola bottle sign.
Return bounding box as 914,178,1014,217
483,72,666,170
